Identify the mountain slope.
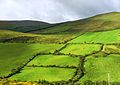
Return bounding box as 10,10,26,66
0,12,120,84
0,30,77,43
32,12,120,34
0,20,52,32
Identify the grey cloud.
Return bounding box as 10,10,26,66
55,0,119,18
0,0,120,23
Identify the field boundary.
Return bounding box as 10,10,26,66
27,65,77,69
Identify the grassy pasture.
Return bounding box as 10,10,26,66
78,54,120,83
27,55,79,67
103,45,120,54
33,23,72,33
10,67,75,82
0,30,39,40
69,29,120,44
0,43,63,77
60,44,101,56
0,30,77,44
21,33,77,44
1,12,120,84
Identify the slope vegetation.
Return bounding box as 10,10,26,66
0,12,120,85
32,12,120,34
0,20,52,32
0,30,77,44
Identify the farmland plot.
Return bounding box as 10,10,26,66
69,29,120,44
27,55,80,67
103,45,120,54
0,43,64,77
10,67,76,82
60,44,101,56
77,54,120,84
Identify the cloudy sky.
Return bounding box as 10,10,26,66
0,0,120,23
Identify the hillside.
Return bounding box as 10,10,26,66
0,12,120,34
32,12,120,34
0,12,120,85
0,20,53,32
0,30,77,43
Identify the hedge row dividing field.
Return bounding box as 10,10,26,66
73,43,120,84
0,42,84,84
9,53,81,82
76,54,120,84
9,55,82,84
7,43,103,84
63,29,120,85
0,43,64,77
0,28,120,84
0,43,120,84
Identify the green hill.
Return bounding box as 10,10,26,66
0,12,120,85
1,12,120,34
0,20,52,32
0,30,77,43
32,12,120,34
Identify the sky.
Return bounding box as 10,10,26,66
0,0,120,23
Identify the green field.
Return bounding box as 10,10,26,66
0,43,63,77
27,55,79,67
35,23,73,33
0,30,39,39
0,12,120,84
103,45,120,54
69,29,120,44
24,33,77,44
60,44,101,56
10,67,75,82
77,54,120,84
0,30,77,44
